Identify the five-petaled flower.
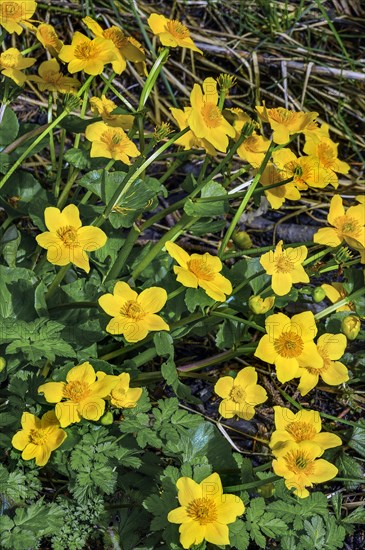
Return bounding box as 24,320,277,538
0,47,36,86
165,241,232,302
38,362,117,428
270,406,342,457
85,121,140,163
98,282,169,343
260,240,309,296
12,411,67,466
89,95,134,129
35,204,107,273
147,13,203,54
0,0,37,34
297,333,349,396
29,59,81,94
256,105,318,145
59,31,117,75
96,371,142,409
254,311,323,383
313,195,365,255
167,473,245,548
272,441,338,498
35,23,64,56
214,366,267,420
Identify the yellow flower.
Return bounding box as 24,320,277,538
256,105,318,145
214,366,267,420
0,0,36,34
38,362,117,428
313,195,365,252
321,282,354,312
83,16,146,75
11,411,66,467
0,47,36,86
272,441,338,498
170,106,216,155
224,107,254,139
167,473,245,549
36,23,64,56
260,240,309,296
29,59,81,94
59,31,117,75
341,315,361,341
96,372,142,408
89,95,134,129
85,121,140,164
147,13,203,54
270,406,342,457
35,204,107,273
187,77,235,152
304,127,350,184
297,333,349,396
165,241,232,302
98,282,169,343
272,149,336,189
237,132,270,168
248,295,275,315
254,312,323,383
260,162,301,209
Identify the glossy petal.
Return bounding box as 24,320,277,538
317,333,347,360
63,204,82,229
297,369,318,396
55,401,81,427
113,281,138,301
34,445,51,466
21,412,40,431
12,430,30,450
311,459,338,483
78,396,105,421
165,241,190,268
275,356,300,383
147,13,168,34
143,313,170,332
77,226,107,251
299,342,323,369
214,376,234,398
254,334,277,363
66,362,96,384
38,382,65,403
138,287,167,313
234,367,257,388
202,473,223,499
328,195,345,226
198,279,228,301
314,227,342,247
245,384,267,405
273,406,296,430
167,506,190,524
98,293,122,317
291,311,317,341
215,493,245,523
21,443,38,461
314,432,342,450
174,266,199,288
176,477,201,505
204,523,230,546
179,521,204,549
272,272,293,295
321,361,349,385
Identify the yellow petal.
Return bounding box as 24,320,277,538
143,313,170,332
179,520,204,549
77,226,107,251
167,506,190,524
82,16,104,37
234,366,257,388
40,410,60,429
321,361,349,386
147,13,168,35
42,206,63,232
219,398,239,419
202,473,223,499
114,281,138,301
138,287,167,313
271,272,293,296
275,357,300,383
98,293,122,317
66,362,96,384
314,227,342,247
12,430,30,451
215,493,245,523
38,382,65,403
35,446,52,466
70,247,91,273
297,368,318,396
204,523,230,546
55,401,81,427
273,406,296,430
299,342,323,369
254,334,276,364
314,432,342,450
245,384,267,405
311,459,338,483
291,311,317,342
21,443,38,461
174,266,199,288
176,477,201,505
21,412,40,431
317,333,347,360
165,241,190,267
214,376,234,398
328,195,345,226
78,396,106,421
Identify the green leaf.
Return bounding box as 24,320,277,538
335,452,363,488
348,420,365,458
245,257,270,294
183,181,228,216
64,147,92,169
0,107,19,146
300,516,326,549
342,505,365,524
0,225,20,267
185,287,214,313
229,519,250,550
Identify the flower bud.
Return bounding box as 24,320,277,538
0,358,5,373
249,295,275,315
232,230,252,250
341,316,361,340
313,287,326,303
100,411,114,425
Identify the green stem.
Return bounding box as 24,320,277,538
48,93,56,172
138,48,169,110
314,287,365,320
224,475,280,492
177,345,257,372
211,311,265,332
53,128,66,197
45,264,70,301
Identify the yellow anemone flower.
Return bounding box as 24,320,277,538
35,204,107,273
29,59,81,94
59,32,117,75
259,240,309,296
214,366,267,420
187,77,235,152
85,121,140,164
98,282,169,343
36,23,63,56
321,282,354,312
313,194,365,252
273,441,338,498
297,333,349,396
254,311,323,383
147,13,203,54
165,241,232,302
97,372,142,409
237,132,270,168
89,95,134,129
11,411,67,467
38,362,117,428
167,473,245,548
272,148,336,189
259,162,301,209
256,105,318,145
270,406,342,457
0,47,36,86
0,0,36,34
304,129,350,179
170,106,216,155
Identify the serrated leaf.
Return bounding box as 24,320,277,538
300,516,326,549
348,420,365,458
342,506,365,524
229,519,250,550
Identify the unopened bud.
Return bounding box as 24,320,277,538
341,316,361,340
249,295,275,314
232,230,252,250
0,358,6,373
313,287,326,303
154,122,172,141
258,482,275,498
100,411,114,425
217,73,237,93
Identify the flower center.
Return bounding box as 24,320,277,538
101,129,127,150
201,103,222,128
39,28,60,48
274,331,304,358
286,421,317,442
63,380,91,403
188,258,215,281
334,215,361,238
317,143,335,167
120,300,145,320
0,52,17,68
166,20,190,39
43,71,63,84
74,41,100,61
2,2,23,19
57,225,79,247
230,386,246,404
284,449,314,475
29,428,47,445
268,108,296,124
274,254,294,274
112,386,126,402
186,497,217,525
103,27,128,49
